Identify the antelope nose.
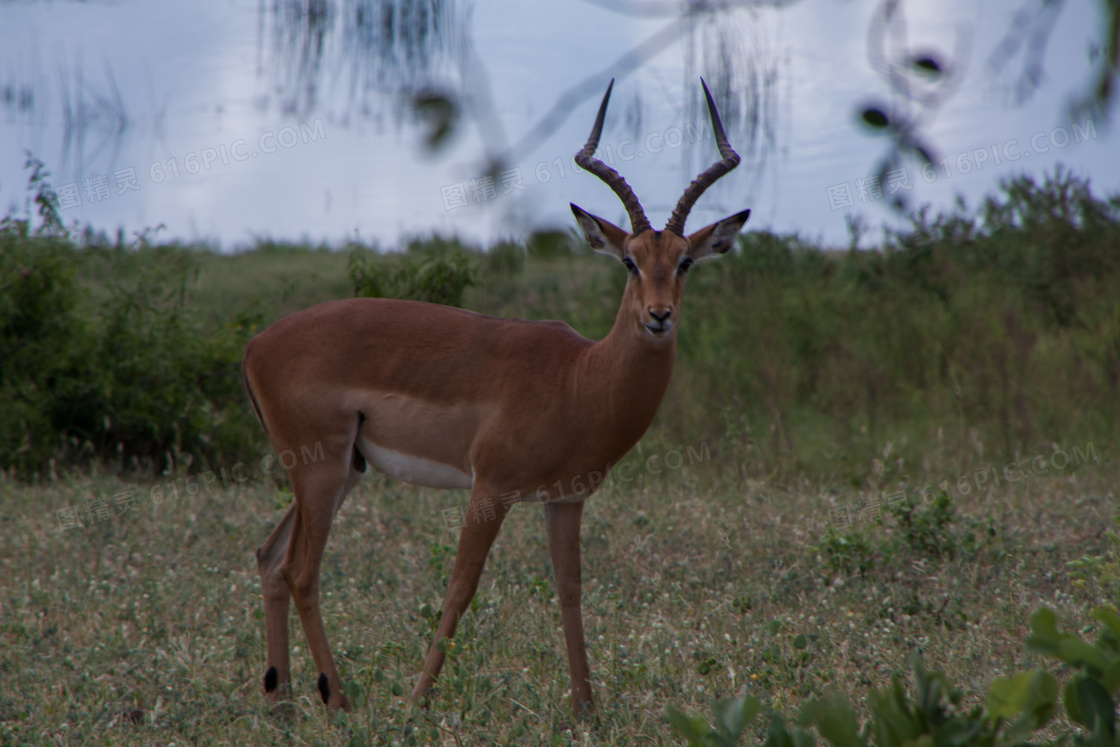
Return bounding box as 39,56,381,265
649,307,672,323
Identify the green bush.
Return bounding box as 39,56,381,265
670,606,1120,747
348,245,476,307
814,522,877,575
0,229,262,476
4,162,1120,485
0,232,88,473
891,490,992,561
485,239,526,277
813,487,994,578
1069,511,1120,599
1024,606,1120,746
671,167,1120,481
81,253,262,468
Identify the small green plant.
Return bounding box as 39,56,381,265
890,489,990,561
671,606,1120,747
0,192,263,474
669,658,1012,747
0,152,65,238
815,522,877,575
1024,606,1120,746
1068,510,1120,598
667,694,770,747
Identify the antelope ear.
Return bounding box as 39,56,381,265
571,204,629,260
687,209,750,260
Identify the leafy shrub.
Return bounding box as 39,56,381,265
891,490,990,561
814,489,993,577
0,232,88,473
670,606,1120,747
676,167,1120,481
80,254,262,468
0,183,262,475
0,153,65,238
1068,511,1120,598
485,240,526,277
348,247,476,307
1,245,263,475
1024,606,1120,746
668,694,770,747
815,522,877,575
525,229,578,260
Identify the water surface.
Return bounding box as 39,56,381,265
0,0,1114,249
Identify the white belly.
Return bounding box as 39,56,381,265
356,435,473,490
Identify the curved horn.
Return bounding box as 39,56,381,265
574,79,652,236
664,78,741,236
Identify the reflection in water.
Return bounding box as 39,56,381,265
1,81,36,121
58,62,131,180
262,0,468,120
262,0,787,182
858,1,970,212
8,0,1099,247
1,53,134,181
264,0,334,116
683,9,784,178
477,4,787,199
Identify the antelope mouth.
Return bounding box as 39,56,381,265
644,322,674,336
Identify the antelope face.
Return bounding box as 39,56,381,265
571,77,750,343
625,231,690,338
571,206,752,341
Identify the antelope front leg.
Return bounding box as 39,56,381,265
411,488,506,704
545,500,592,716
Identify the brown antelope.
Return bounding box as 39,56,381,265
241,78,749,715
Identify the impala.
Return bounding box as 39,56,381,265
241,78,749,715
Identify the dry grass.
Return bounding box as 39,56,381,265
0,447,1113,745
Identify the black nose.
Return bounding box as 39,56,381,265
649,308,672,322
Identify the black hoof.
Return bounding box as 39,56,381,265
264,666,278,693
318,672,330,704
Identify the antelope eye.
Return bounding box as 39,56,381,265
622,257,639,275
678,257,694,275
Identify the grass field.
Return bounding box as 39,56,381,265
1,442,1113,744
2,168,1120,744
